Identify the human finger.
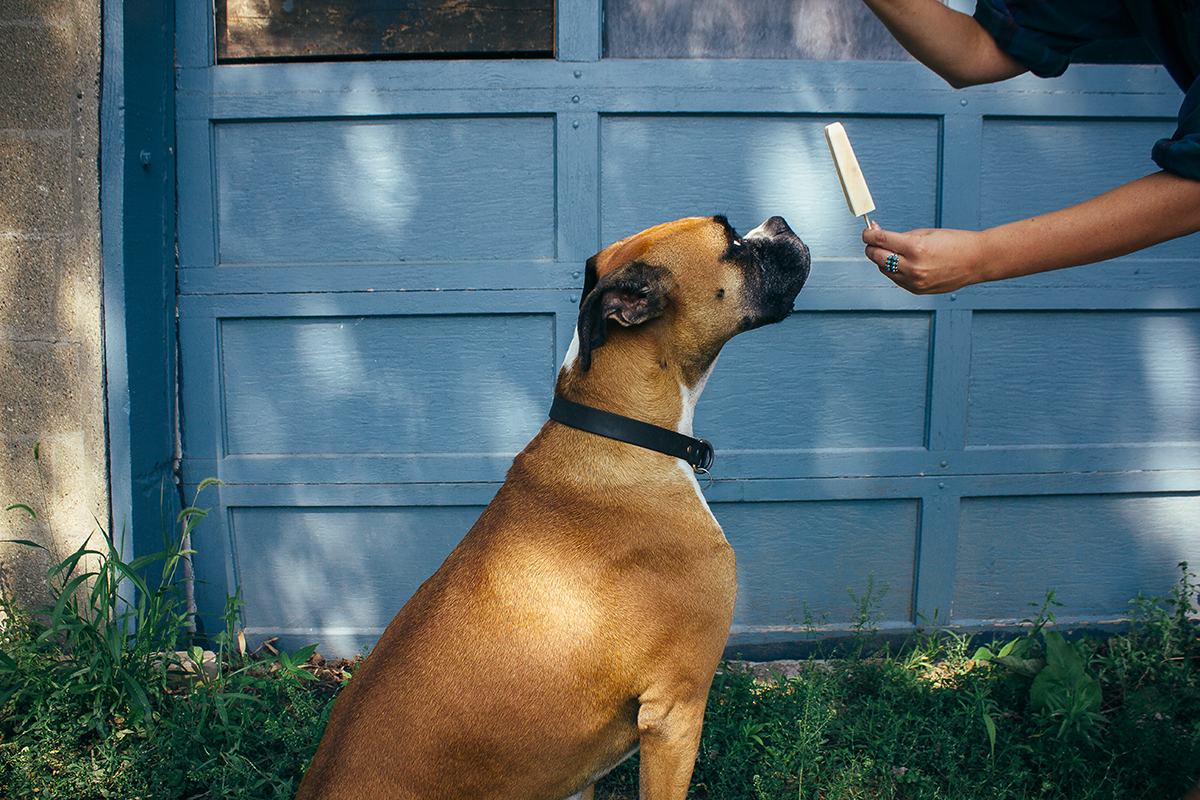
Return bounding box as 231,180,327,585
861,225,906,276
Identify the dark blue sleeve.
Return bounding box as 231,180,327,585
971,0,1200,181
974,0,1070,77
972,0,1142,79
1153,79,1200,181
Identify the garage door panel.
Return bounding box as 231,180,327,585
220,313,556,456
969,311,1200,447
697,311,931,451
599,115,939,261
954,494,1198,623
174,49,1200,653
231,505,483,632
981,117,1200,262
215,116,556,265
721,499,919,630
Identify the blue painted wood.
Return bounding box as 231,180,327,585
940,111,983,231
557,111,602,264
927,309,972,451
178,262,577,294
557,0,601,62
175,120,217,270
219,314,555,456
101,0,135,561
231,505,485,632
915,491,961,626
969,311,1200,446
171,0,1200,653
174,61,1181,122
955,494,1200,624
719,499,920,633
696,312,932,450
980,117,1198,261
115,0,181,562
598,115,939,258
215,117,556,264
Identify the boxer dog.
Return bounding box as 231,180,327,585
296,215,810,800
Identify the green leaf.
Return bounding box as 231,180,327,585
1080,676,1103,713
122,672,153,722
106,624,125,664
3,538,47,553
971,646,996,662
992,654,1045,678
109,556,154,599
1030,667,1061,712
983,712,997,757
0,684,20,710
127,548,172,574
49,542,104,589
51,573,94,625
291,643,318,664
4,505,38,520
217,691,267,707
1043,631,1076,672
176,506,209,526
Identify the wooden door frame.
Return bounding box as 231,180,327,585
102,0,180,562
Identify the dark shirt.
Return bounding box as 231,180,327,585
974,0,1200,180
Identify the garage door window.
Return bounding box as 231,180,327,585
216,0,555,62
602,0,1156,63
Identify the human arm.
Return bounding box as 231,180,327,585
863,170,1200,294
860,0,1026,88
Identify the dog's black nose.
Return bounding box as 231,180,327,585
761,216,794,238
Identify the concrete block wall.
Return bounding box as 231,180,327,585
0,0,106,610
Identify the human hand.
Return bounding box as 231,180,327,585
862,222,989,294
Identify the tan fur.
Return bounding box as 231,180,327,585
295,216,808,800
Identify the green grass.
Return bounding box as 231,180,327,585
598,572,1200,800
1,467,1196,798
0,478,346,799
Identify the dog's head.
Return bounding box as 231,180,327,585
572,215,810,384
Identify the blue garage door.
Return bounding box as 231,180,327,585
176,0,1200,657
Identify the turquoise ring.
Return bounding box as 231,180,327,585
884,253,900,274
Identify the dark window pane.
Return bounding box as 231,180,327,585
604,0,912,60
604,0,1162,64
217,0,555,63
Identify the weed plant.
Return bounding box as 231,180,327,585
0,476,338,799
0,460,1196,799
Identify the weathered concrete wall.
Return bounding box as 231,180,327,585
0,0,106,611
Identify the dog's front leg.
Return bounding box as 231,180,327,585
636,694,707,799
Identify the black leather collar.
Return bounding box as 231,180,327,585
548,396,715,473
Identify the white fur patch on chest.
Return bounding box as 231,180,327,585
561,328,581,372
675,361,721,529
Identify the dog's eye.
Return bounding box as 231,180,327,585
722,237,748,262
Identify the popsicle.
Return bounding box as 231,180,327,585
824,122,875,229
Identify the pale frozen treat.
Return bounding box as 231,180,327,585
824,122,875,228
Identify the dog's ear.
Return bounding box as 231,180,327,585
576,260,672,371
580,255,600,309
